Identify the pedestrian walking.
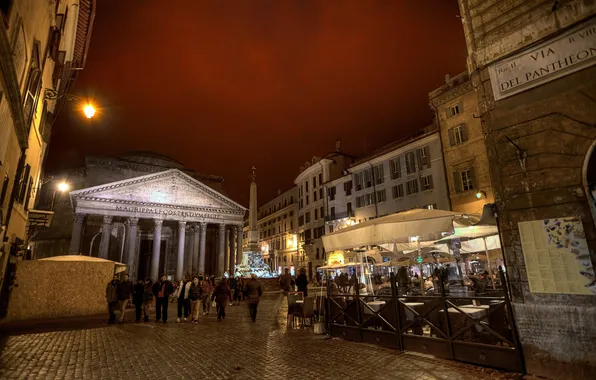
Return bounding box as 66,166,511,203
189,276,202,324
211,278,232,322
228,274,237,306
116,273,134,323
152,274,174,323
233,277,244,305
142,278,153,322
279,268,291,296
200,275,213,315
244,274,263,322
132,278,145,322
175,275,192,323
296,267,308,297
105,274,120,324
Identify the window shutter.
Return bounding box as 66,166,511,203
428,175,434,190
448,128,455,146
461,124,468,142
459,102,464,113
424,147,431,168
445,107,451,119
416,149,422,169
469,167,476,189
453,172,462,193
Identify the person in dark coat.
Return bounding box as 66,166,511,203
233,277,244,305
142,278,153,322
211,278,232,321
116,274,134,323
132,279,145,322
105,274,120,324
244,274,263,322
152,274,174,323
296,267,309,297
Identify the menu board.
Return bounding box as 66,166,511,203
518,217,595,295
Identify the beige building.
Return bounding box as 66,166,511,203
0,0,95,314
457,1,596,379
255,187,299,274
429,72,494,214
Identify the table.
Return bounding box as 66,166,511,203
366,301,386,313
295,300,304,304
460,304,490,310
403,302,425,321
442,306,487,334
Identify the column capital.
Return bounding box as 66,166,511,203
198,221,207,231
102,215,112,224
73,213,86,223
154,219,163,228
178,220,187,230
218,223,226,231
235,224,242,232
128,217,139,226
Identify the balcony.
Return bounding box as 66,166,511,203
324,210,354,222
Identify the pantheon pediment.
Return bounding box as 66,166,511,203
69,169,246,223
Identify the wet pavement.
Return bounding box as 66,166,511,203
0,294,522,379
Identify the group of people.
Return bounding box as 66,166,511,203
278,267,309,296
106,273,263,324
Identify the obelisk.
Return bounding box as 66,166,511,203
247,166,259,252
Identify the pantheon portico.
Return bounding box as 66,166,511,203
68,169,246,280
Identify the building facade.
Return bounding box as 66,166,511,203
0,0,95,316
256,187,299,274
295,141,357,277
457,1,596,378
31,152,245,281
429,72,495,214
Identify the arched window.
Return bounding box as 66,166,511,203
23,42,42,130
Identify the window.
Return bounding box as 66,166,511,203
356,195,364,208
374,164,384,184
316,249,320,260
424,204,437,210
290,196,294,203
24,176,33,211
446,103,463,118
363,168,373,188
330,207,336,219
305,212,311,223
405,152,416,174
392,184,404,199
305,180,309,192
320,206,324,218
16,164,30,204
344,180,353,195
319,173,322,185
299,215,304,226
421,175,434,191
319,188,323,199
299,199,303,209
328,186,336,201
448,124,468,146
23,44,42,130
306,194,309,205
376,189,386,202
347,202,353,215
313,191,317,202
0,174,9,205
406,179,418,196
290,221,293,229
461,169,474,191
305,229,311,240
329,225,334,233
354,172,363,191
313,176,317,188
417,146,431,170
314,209,318,220
390,158,401,180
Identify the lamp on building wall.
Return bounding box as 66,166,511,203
44,88,97,119
475,190,487,199
51,181,70,210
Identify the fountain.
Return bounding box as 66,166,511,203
234,251,276,278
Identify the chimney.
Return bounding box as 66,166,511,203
444,74,451,85
336,138,342,152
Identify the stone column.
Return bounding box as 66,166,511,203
198,222,207,275
229,227,236,275
125,217,139,277
192,225,200,274
224,227,230,276
236,225,243,265
217,224,226,277
176,221,186,280
68,213,85,253
150,219,163,280
98,215,113,259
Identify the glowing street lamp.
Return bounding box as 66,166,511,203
51,181,70,210
83,104,96,119
44,88,98,119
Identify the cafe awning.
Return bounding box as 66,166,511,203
322,209,472,252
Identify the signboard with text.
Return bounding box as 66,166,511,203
489,19,596,100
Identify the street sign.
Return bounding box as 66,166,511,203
416,255,423,264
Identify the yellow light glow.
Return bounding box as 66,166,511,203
83,104,96,119
57,182,69,192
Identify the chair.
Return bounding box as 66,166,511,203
301,296,315,327
287,292,304,328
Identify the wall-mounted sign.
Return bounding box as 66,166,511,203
518,217,595,295
489,19,596,100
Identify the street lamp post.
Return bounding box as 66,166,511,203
44,88,97,119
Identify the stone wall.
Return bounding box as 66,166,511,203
3,260,115,322
474,59,596,380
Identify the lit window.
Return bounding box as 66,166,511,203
446,103,462,118
421,175,433,191
461,170,474,191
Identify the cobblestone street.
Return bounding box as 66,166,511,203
0,295,521,380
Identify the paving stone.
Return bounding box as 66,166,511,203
0,295,523,380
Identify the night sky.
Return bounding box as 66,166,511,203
47,0,466,207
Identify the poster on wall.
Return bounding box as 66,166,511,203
518,217,595,295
